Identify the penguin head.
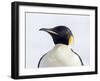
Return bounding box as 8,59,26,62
40,26,73,45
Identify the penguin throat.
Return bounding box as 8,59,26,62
52,36,69,45
51,34,73,45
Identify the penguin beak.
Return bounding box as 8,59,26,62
39,28,58,35
39,28,49,31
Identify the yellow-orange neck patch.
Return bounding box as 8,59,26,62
68,35,73,45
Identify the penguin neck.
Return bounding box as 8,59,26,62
54,44,72,52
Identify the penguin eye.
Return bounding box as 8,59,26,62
53,27,61,32
54,28,66,34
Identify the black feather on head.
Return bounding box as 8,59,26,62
40,26,73,45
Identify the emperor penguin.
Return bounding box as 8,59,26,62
38,26,83,68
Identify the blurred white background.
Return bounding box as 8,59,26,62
26,12,90,68
0,0,99,81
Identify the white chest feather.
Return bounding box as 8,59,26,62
39,44,82,67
